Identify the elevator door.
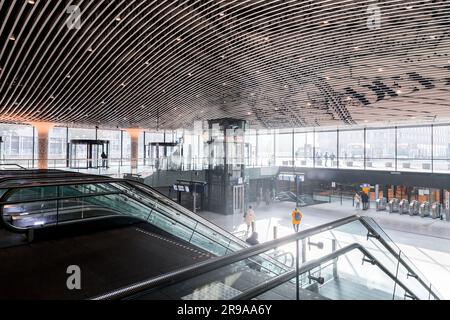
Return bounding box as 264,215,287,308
233,185,245,215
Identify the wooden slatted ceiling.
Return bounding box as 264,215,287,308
0,0,450,130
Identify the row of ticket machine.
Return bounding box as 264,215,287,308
375,198,449,220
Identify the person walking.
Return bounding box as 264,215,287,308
101,151,108,168
354,192,361,210
324,152,329,167
361,192,369,210
244,206,256,235
291,207,303,233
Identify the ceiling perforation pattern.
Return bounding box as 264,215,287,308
1,0,450,129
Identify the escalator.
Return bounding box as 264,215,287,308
0,171,444,300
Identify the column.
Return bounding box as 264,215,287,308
31,122,54,170
126,128,142,171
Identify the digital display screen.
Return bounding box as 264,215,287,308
178,186,185,192
173,185,178,191
184,186,190,192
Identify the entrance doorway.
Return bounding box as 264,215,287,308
68,140,110,169
233,185,245,215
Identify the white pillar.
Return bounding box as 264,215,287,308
126,128,142,171
31,122,54,170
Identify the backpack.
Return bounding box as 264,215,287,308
295,211,301,221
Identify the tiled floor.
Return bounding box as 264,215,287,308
198,200,450,299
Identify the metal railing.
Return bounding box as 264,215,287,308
91,215,441,300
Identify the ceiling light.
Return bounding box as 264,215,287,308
144,61,150,65
354,46,359,50
378,68,384,72
27,0,35,4
9,35,16,41
325,76,330,80
396,90,402,94
219,12,225,17
364,120,369,123
298,58,303,62
322,21,329,25
115,16,122,21
87,47,93,52
66,75,71,78
307,102,312,106
176,37,182,42
406,5,413,9
284,85,288,89
120,83,126,87
247,112,252,115
221,55,225,59
188,72,192,76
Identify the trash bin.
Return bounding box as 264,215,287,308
388,198,399,213
409,200,420,216
431,202,441,219
419,202,431,217
399,199,409,215
376,198,387,211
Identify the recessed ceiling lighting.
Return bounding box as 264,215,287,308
188,72,192,77
299,58,303,62
378,68,384,72
176,37,182,42
430,35,437,40
27,0,35,4
307,102,312,106
396,90,402,94
284,85,288,89
406,5,413,9
144,61,150,65
9,35,16,41
354,46,359,50
219,12,225,17
264,36,270,41
322,21,329,25
66,75,71,78
247,112,252,115
325,76,330,80
364,120,369,123
221,55,225,59
120,83,126,87
87,47,93,52
115,16,122,21
50,95,55,99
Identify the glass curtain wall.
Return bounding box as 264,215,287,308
275,129,293,166
0,123,35,168
339,129,364,169
366,128,396,171
315,131,337,168
48,127,68,168
257,129,275,167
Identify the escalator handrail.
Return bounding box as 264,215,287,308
91,215,358,300
0,175,440,299
232,243,418,300
91,214,440,300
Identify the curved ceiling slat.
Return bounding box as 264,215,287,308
1,0,450,129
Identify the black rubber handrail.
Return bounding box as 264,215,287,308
232,243,417,300
91,214,440,300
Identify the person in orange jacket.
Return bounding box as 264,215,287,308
292,207,303,232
